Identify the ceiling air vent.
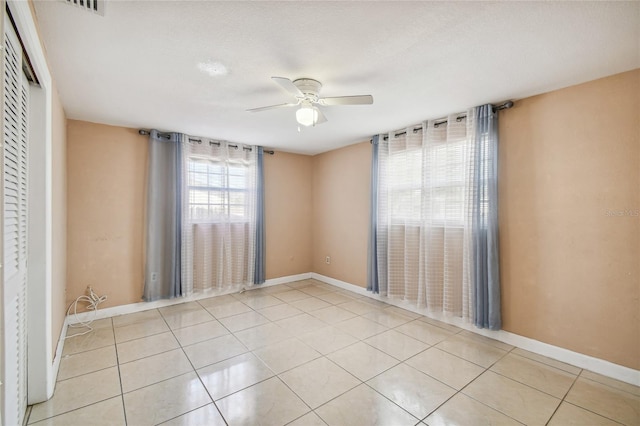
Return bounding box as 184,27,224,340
61,0,105,16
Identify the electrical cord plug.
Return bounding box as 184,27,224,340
86,286,108,310
66,287,108,338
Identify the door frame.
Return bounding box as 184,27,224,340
4,0,55,405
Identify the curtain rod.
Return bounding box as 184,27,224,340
138,129,275,155
372,100,515,142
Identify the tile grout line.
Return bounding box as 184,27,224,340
489,366,577,401
506,350,582,376
550,401,627,426
433,346,527,426
110,316,130,426
361,375,421,423
544,368,583,426
55,363,117,383
548,369,628,426
579,373,640,398
455,384,527,425
509,349,582,376
30,318,125,425
159,304,230,426
405,346,480,391
362,329,462,422
281,356,367,425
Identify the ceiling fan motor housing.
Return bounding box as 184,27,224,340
246,76,373,121
293,78,322,99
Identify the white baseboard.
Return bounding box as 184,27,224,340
309,273,371,297
264,273,312,286
50,316,68,396
67,273,313,325
62,271,639,387
310,273,640,387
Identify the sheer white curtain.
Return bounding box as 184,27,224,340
376,113,473,320
181,136,259,294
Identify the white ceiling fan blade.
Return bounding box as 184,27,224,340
319,95,374,106
246,102,297,113
272,76,304,98
315,108,327,124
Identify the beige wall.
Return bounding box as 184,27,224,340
66,124,314,305
66,120,147,308
499,69,639,370
311,142,371,287
51,86,67,354
264,152,313,279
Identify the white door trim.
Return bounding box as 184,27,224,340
7,1,55,404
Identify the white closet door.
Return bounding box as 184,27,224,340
3,14,29,426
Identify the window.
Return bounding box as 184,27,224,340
187,157,249,222
179,141,264,292
387,139,466,225
388,148,423,223
427,140,466,225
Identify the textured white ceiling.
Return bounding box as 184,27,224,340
33,1,639,154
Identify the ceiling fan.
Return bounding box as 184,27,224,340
247,77,373,127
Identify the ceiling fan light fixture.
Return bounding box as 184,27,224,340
248,77,373,128
296,105,319,127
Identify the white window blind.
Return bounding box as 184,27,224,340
425,137,466,226
388,147,422,223
187,158,250,222
3,14,30,426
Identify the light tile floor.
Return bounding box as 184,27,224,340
27,279,640,425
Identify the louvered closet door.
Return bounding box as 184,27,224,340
3,15,29,426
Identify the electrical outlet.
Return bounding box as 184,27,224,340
151,272,157,281
325,256,331,264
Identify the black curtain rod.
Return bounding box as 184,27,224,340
373,100,515,142
387,115,466,140
138,129,275,155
